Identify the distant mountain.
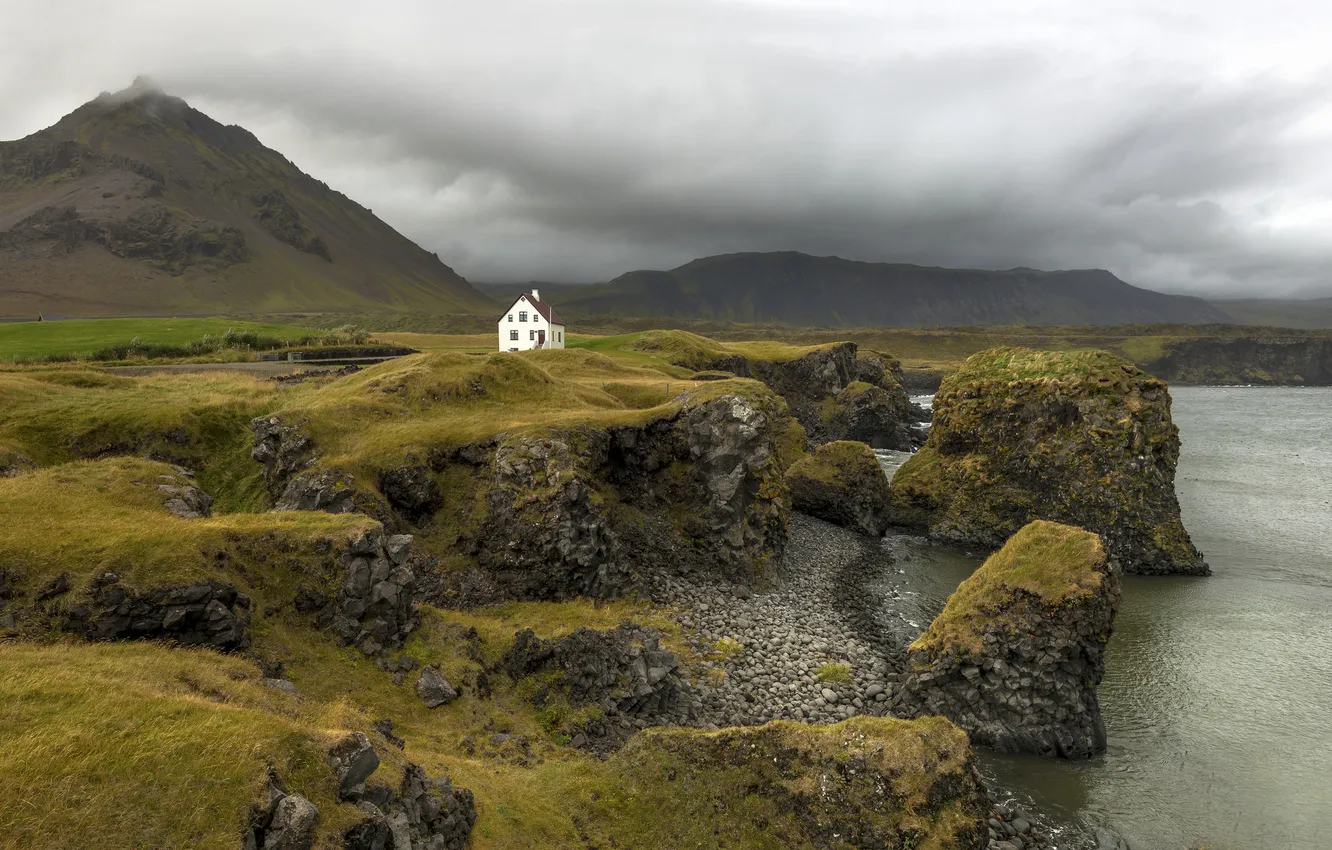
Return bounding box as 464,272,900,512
1208,297,1332,330
482,253,1233,327
0,78,494,317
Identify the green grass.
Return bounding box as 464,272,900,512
952,346,1144,384
815,662,852,684
911,520,1108,656
0,318,317,361
786,440,877,486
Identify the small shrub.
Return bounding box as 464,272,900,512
710,637,744,661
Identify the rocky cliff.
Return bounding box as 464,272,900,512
891,347,1208,575
786,440,893,536
1145,336,1332,385
701,341,922,450
894,521,1122,759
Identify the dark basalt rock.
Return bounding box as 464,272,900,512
304,529,418,657
341,763,476,850
415,665,459,708
894,521,1122,759
786,441,893,537
1145,336,1332,385
704,343,919,450
251,189,332,261
64,573,251,650
251,415,360,514
245,779,318,850
156,465,213,518
892,347,1208,576
503,622,687,750
378,465,441,523
469,392,791,600
329,732,382,800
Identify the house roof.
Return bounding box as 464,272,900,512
503,291,565,326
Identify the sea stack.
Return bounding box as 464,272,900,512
785,440,893,536
894,520,1122,759
891,346,1208,575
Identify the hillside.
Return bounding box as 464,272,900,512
1208,297,1332,329
481,252,1232,327
0,78,495,317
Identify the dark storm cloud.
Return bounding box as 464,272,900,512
2,0,1330,295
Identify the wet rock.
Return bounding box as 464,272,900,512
891,347,1208,575
786,441,893,537
894,521,1122,759
416,666,459,708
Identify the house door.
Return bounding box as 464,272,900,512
537,330,546,347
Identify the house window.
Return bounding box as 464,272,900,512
519,311,528,322
529,330,535,340
509,330,518,340
558,332,562,342
508,314,513,322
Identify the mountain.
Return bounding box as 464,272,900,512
1208,297,1332,330
0,78,494,317
482,252,1233,327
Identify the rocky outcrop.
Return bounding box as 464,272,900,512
786,441,892,536
894,521,1122,759
1,203,248,273
251,189,332,261
64,573,251,650
245,738,476,850
467,391,792,599
297,530,418,656
704,343,919,450
0,450,35,477
251,416,359,513
378,465,442,524
891,347,1208,575
156,466,213,518
1144,336,1332,385
617,716,990,849
503,622,689,750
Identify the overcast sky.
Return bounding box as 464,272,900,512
4,1,1331,295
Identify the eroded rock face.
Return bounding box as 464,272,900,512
251,189,331,262
706,344,919,450
341,763,476,850
156,466,212,518
470,392,792,599
0,451,35,477
64,573,250,650
299,529,417,656
503,622,688,750
619,716,990,849
891,347,1208,575
1145,336,1332,385
251,416,358,513
786,441,892,537
894,521,1122,759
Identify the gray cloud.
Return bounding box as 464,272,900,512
3,0,1331,295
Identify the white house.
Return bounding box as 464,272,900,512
497,288,566,352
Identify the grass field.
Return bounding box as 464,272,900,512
0,318,320,361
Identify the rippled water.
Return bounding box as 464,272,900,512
881,387,1332,850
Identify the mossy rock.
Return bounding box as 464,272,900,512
786,441,891,536
899,520,1122,759
594,716,990,849
891,346,1207,575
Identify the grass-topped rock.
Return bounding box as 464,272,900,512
593,716,989,848
786,441,892,536
891,346,1207,575
894,521,1122,759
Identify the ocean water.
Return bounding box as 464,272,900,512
882,387,1332,850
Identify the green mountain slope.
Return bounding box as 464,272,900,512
0,78,495,317
483,252,1233,327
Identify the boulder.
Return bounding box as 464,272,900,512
328,732,381,800
262,793,318,850
891,347,1208,575
785,441,893,536
894,520,1122,759
416,666,459,708
342,764,476,850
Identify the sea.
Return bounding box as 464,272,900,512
878,387,1332,850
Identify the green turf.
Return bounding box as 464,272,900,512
0,318,318,361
